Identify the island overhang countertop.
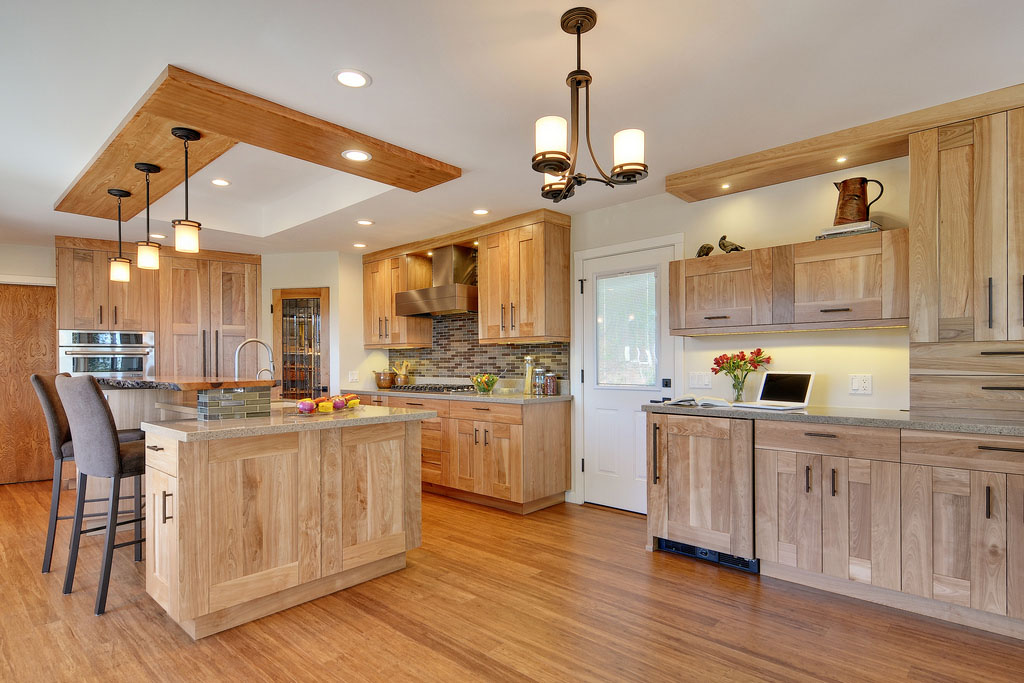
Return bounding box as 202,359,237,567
97,376,280,391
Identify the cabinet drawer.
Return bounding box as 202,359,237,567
449,400,523,424
911,341,1024,375
422,461,442,485
386,396,450,417
901,430,1024,475
144,433,179,476
356,393,387,407
422,449,443,466
422,426,442,452
910,376,1024,421
755,421,899,462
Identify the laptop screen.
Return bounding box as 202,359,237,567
759,373,812,403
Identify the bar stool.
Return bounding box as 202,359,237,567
54,374,146,615
31,373,145,574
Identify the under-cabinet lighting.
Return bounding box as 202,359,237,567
721,183,730,189
836,156,848,163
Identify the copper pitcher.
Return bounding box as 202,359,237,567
833,177,884,225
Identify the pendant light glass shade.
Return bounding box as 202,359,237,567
173,219,201,253
136,241,161,269
535,116,568,155
109,257,131,282
612,129,645,167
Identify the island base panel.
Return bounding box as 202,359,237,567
422,484,565,514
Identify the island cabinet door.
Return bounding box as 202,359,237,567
821,457,901,590
321,423,406,575
146,466,178,620
901,464,1008,615
755,449,822,572
199,431,322,614
648,415,754,558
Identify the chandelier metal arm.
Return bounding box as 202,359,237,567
583,84,614,185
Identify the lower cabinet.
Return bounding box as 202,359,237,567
451,419,523,501
145,465,178,620
647,414,754,558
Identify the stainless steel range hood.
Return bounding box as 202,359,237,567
394,245,478,316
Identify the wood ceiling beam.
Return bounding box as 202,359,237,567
665,82,1024,202
55,66,462,221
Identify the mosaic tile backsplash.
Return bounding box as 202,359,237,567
387,312,569,379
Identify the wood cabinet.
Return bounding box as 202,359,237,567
387,396,450,487
451,419,523,501
362,256,432,348
668,230,908,335
647,414,753,558
209,261,259,379
477,222,570,344
56,247,158,331
145,465,178,619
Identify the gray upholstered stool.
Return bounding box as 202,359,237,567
54,374,146,615
31,373,145,575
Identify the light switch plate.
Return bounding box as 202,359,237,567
849,374,872,395
348,371,359,383
688,372,712,389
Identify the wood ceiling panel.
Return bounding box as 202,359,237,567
55,66,462,221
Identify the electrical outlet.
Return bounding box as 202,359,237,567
348,371,359,383
849,374,872,395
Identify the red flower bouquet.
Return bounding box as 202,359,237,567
711,348,772,402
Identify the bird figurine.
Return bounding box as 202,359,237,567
695,243,714,258
719,235,746,253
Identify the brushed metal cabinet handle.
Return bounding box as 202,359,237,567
99,305,103,325
819,307,851,313
989,276,994,329
161,491,174,524
405,402,424,406
474,428,479,445
979,351,1024,356
704,315,729,320
805,432,838,438
201,329,207,376
215,330,219,376
652,423,660,484
501,304,506,331
146,445,164,452
384,316,389,339
484,429,489,446
986,485,992,519
981,386,1024,391
472,407,491,411
805,465,812,493
978,444,1024,454
378,317,382,339
831,468,837,497
511,302,515,330
113,306,118,326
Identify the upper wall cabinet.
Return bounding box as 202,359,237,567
362,255,432,349
909,110,1024,343
477,221,570,344
56,247,158,332
669,229,909,336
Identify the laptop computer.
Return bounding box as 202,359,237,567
732,371,815,410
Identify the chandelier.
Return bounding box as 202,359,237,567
532,7,648,202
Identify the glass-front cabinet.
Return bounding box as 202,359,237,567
272,287,330,399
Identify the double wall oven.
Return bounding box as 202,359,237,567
58,330,155,379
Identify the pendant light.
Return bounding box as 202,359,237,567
134,162,161,269
107,188,132,283
170,127,202,253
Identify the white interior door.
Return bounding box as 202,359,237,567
582,246,675,513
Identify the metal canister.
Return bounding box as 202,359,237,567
532,367,546,395
544,372,558,395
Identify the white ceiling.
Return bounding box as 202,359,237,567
2,1,1024,255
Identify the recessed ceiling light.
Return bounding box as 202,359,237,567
211,178,231,187
335,69,372,88
342,149,372,162
836,156,848,163
427,251,433,256
356,219,374,226
721,183,730,189
473,209,489,215
353,243,367,248
473,241,479,245
150,233,166,239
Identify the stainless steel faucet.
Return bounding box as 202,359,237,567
234,338,276,380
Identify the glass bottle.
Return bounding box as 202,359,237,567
522,355,534,396
532,367,546,396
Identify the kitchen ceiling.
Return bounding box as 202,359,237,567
2,0,1024,255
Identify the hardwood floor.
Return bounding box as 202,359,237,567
2,483,1022,682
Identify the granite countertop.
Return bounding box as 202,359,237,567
98,376,280,391
359,388,571,404
141,405,437,442
642,403,1024,437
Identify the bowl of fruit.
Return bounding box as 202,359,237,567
470,373,499,394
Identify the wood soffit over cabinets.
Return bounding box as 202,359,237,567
666,81,1024,202
54,235,261,264
361,208,571,263
54,65,462,221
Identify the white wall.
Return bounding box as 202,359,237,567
572,156,911,410
0,244,55,284
260,251,386,394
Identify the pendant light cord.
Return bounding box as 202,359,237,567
183,139,189,221
117,196,123,258
145,171,151,240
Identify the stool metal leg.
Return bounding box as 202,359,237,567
94,474,121,615
133,475,142,562
42,458,63,574
62,472,87,595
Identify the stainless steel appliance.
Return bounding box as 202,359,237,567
58,330,155,378
394,245,478,316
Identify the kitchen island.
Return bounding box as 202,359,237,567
141,403,435,639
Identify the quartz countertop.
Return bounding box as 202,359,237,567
98,376,280,391
642,403,1024,437
358,388,571,404
141,405,436,442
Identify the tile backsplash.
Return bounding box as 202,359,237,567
387,312,569,379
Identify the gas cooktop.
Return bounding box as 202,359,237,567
381,383,476,394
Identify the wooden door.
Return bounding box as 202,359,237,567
210,262,259,378
451,419,479,492
478,231,510,340
508,224,541,338
159,257,210,377
910,113,1008,343
821,457,901,589
478,421,523,502
681,248,773,330
107,254,159,331
901,464,1007,615
145,465,178,619
56,247,108,330
755,449,822,571
0,284,56,483
273,287,331,399
203,432,321,612
362,261,386,347
648,415,753,557
792,233,883,323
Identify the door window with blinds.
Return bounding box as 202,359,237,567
595,269,658,387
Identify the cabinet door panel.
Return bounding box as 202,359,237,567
971,470,1007,614
108,253,159,331
793,233,883,323
1008,474,1024,619
57,248,108,329
452,419,479,492
509,225,540,338
159,257,210,376
682,249,772,329
756,448,821,571
210,262,258,378
479,232,510,340
363,261,383,346
1009,108,1024,340
479,421,523,502
146,465,178,619
973,113,1008,342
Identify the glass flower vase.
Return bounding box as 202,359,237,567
730,375,746,403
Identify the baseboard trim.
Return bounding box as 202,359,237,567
761,561,1024,640
422,483,565,514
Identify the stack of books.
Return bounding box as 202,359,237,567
815,220,882,240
